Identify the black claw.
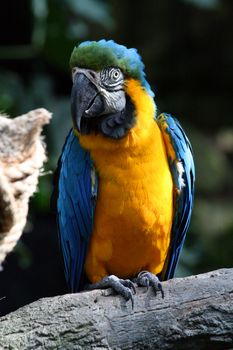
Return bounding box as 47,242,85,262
86,275,136,308
146,278,150,291
127,280,137,294
119,278,136,295
136,271,164,298
132,284,136,295
158,283,165,299
152,285,157,296
129,291,134,309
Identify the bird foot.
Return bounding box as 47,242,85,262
135,271,164,298
86,275,136,308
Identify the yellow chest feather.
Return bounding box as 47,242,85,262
78,79,173,283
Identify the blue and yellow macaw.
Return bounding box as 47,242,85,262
54,40,195,305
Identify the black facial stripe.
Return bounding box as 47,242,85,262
105,87,124,92
101,69,108,80
106,77,123,85
101,82,124,91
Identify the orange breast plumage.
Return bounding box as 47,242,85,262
78,79,174,283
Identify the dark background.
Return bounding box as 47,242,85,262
0,0,232,316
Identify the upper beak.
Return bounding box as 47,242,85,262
71,72,104,132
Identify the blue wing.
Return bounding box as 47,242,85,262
55,129,98,292
157,113,195,280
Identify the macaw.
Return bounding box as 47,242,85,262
54,40,195,305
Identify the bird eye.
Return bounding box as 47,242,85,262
100,67,123,88
112,70,120,80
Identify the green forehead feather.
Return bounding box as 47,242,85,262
70,40,154,97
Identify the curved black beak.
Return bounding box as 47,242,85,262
71,73,104,133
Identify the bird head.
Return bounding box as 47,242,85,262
70,40,155,140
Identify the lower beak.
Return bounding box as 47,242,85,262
71,73,104,132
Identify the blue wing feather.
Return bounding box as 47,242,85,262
157,113,195,280
56,129,98,292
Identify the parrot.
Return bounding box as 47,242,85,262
53,39,195,306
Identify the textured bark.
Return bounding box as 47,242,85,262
0,109,51,265
0,268,232,349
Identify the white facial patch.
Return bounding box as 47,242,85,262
99,88,126,115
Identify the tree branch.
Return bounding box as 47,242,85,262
0,109,51,265
0,268,232,349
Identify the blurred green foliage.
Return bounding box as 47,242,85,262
0,0,232,280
